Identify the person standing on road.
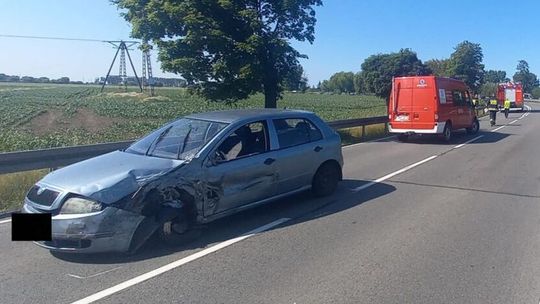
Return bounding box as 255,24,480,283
504,98,511,118
488,96,498,126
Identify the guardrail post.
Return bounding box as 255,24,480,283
361,125,365,138
384,122,389,134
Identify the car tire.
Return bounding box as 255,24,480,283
466,118,479,134
311,162,340,197
157,212,200,246
397,134,409,142
441,122,452,142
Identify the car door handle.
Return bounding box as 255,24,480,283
314,146,323,152
264,158,275,165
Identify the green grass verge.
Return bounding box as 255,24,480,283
0,169,48,213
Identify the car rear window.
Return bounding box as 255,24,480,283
273,118,323,149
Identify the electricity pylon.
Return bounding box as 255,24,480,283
100,40,143,93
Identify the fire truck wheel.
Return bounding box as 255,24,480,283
466,118,479,134
441,123,452,142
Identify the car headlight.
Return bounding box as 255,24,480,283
60,197,103,214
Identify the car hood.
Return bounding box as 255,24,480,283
41,151,186,204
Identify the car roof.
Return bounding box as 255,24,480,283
186,108,314,123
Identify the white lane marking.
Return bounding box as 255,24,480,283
67,267,122,280
71,217,290,304
453,135,484,149
491,125,506,132
0,218,11,224
351,155,438,192
343,135,396,149
509,120,518,125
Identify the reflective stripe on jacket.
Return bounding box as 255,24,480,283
488,99,498,111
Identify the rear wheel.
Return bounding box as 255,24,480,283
312,162,340,197
466,118,479,134
441,123,452,142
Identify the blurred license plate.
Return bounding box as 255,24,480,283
395,115,409,121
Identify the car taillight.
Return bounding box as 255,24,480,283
388,114,392,119
434,112,439,120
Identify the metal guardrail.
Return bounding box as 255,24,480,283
0,141,134,174
0,116,389,174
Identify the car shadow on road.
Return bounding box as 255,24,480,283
51,179,396,264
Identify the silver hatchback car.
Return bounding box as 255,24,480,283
22,109,343,253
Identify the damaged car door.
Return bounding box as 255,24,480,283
203,120,278,216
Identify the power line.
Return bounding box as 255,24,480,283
0,34,138,43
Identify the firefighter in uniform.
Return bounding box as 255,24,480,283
488,96,498,126
504,98,511,118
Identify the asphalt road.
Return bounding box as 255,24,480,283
0,105,538,304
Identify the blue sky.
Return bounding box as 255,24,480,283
0,0,538,85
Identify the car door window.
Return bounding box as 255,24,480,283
452,91,464,106
215,121,268,162
463,91,473,106
273,118,323,149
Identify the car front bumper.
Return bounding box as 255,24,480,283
22,203,145,253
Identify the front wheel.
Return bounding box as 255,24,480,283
157,212,200,246
312,163,340,197
466,118,479,134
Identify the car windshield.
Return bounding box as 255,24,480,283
125,118,228,160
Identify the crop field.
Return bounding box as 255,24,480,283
0,82,387,153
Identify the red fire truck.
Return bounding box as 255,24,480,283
497,82,524,111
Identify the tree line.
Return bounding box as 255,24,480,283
318,41,540,100
0,73,78,84
113,1,540,107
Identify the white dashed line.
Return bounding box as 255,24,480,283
453,135,484,149
0,218,11,224
491,125,506,132
351,155,438,192
71,217,290,304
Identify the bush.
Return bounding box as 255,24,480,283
532,87,540,99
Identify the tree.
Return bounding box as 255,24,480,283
479,82,497,98
447,41,484,93
114,0,322,108
321,71,354,93
425,59,450,77
283,64,308,92
484,70,507,83
532,87,540,99
353,72,364,93
360,48,431,99
20,76,36,83
513,60,539,93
